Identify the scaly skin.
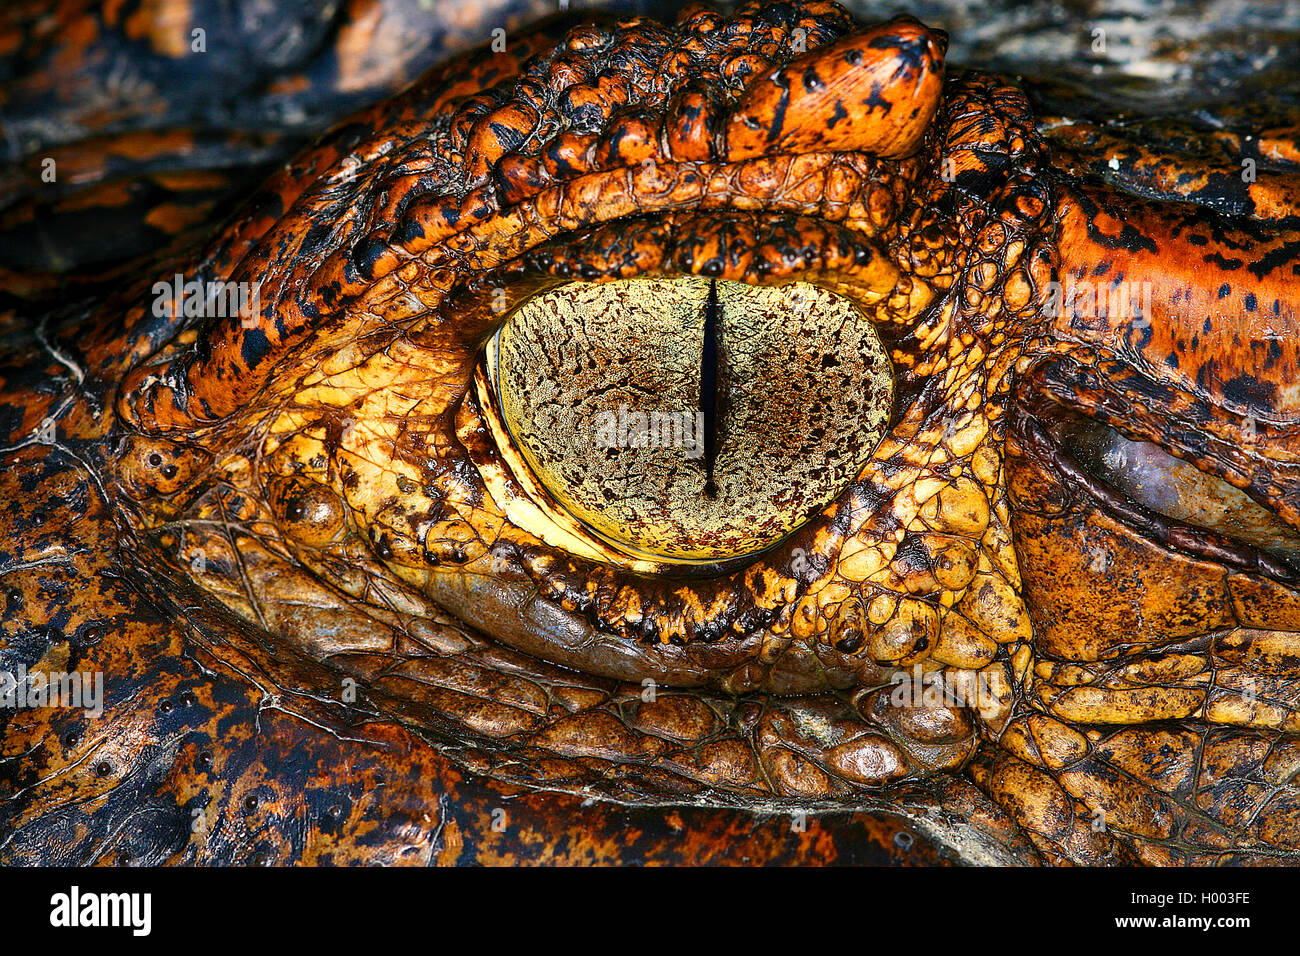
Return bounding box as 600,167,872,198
1,1,1298,865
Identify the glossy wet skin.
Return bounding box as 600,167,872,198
2,0,1300,865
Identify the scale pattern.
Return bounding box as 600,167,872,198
0,0,1297,865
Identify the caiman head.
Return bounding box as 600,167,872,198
3,0,1299,865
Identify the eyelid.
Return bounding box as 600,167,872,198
1072,419,1300,568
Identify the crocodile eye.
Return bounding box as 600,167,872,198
1072,420,1300,569
489,278,894,562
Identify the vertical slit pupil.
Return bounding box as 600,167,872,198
701,278,720,499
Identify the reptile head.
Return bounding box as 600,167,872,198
31,0,1297,861
112,1,1036,683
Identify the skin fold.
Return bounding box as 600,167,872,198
0,0,1298,865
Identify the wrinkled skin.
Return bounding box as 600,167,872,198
1,0,1299,866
